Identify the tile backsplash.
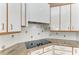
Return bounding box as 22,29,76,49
0,23,79,50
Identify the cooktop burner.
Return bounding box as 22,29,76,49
25,39,51,49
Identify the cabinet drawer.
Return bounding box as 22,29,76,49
31,49,43,55
44,45,53,52
42,51,53,55
55,50,72,55
54,45,72,51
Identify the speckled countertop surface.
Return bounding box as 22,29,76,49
49,39,79,48
1,39,79,55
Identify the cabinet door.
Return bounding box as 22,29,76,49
61,5,70,31
54,50,72,55
26,3,50,23
31,49,43,55
54,45,72,51
8,3,21,32
73,48,79,55
50,7,59,30
0,3,7,33
21,3,26,27
42,51,53,55
44,45,53,52
71,4,79,31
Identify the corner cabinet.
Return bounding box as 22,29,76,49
50,7,60,31
8,3,21,32
26,3,50,24
0,3,7,33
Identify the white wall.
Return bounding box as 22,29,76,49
0,23,78,50
50,32,77,40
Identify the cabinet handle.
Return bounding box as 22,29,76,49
10,24,13,30
2,23,4,30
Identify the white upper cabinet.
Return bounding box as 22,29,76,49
61,5,70,31
26,3,50,23
50,7,59,30
71,4,79,31
50,3,79,32
21,3,26,27
8,3,21,32
0,3,7,33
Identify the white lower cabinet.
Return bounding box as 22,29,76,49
54,50,64,55
30,49,43,55
54,50,72,55
73,48,79,55
54,45,72,55
44,45,53,52
30,45,53,55
28,45,75,55
42,51,53,55
54,45,72,51
42,45,54,55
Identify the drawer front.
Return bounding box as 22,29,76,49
42,51,53,55
31,49,43,55
44,45,53,52
54,45,72,51
55,50,72,55
55,50,64,55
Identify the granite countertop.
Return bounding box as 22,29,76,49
1,39,79,55
49,39,79,48
0,43,27,55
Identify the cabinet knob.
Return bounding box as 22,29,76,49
2,23,4,30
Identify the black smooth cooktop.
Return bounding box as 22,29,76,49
25,39,51,49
